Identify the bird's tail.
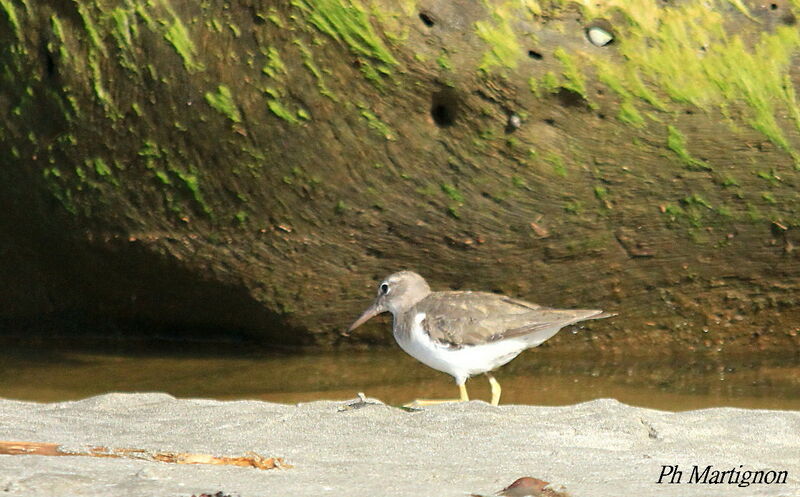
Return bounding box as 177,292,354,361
586,310,617,320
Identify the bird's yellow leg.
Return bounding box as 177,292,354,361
404,382,470,407
485,372,501,406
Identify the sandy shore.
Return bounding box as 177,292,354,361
0,393,797,496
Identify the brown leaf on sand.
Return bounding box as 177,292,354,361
470,476,571,497
0,441,290,470
151,450,289,470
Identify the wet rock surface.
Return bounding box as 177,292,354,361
2,1,800,350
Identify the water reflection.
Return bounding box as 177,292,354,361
0,341,797,411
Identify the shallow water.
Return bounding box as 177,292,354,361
0,341,798,411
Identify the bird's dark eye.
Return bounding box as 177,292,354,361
380,283,389,294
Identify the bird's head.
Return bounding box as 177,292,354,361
347,271,431,333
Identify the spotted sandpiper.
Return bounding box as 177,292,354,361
348,271,614,406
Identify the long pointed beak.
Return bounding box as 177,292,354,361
346,301,386,334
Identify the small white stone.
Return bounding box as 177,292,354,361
587,26,613,47
507,114,521,129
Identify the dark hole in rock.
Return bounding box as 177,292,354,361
544,118,556,126
39,39,56,79
431,105,453,126
528,50,543,60
770,3,778,10
430,88,458,127
365,247,384,258
44,49,56,79
556,87,587,108
419,12,435,27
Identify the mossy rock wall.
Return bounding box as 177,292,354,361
1,0,800,351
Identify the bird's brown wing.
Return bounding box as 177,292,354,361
497,309,612,340
414,292,607,347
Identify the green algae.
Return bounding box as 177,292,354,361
529,72,562,97
91,158,112,176
165,17,204,72
262,46,287,78
475,14,521,72
89,57,120,120
110,7,139,71
579,0,800,159
724,0,755,21
597,61,648,126
440,183,464,203
64,2,119,119
175,168,211,215
527,77,541,97
626,69,668,111
682,194,712,210
207,18,222,32
111,8,135,47
0,0,22,40
359,63,385,86
618,101,644,126
359,108,394,140
292,0,397,67
155,169,172,185
49,14,68,57
76,1,107,56
553,48,589,101
294,38,338,100
564,200,583,214
205,85,242,123
43,174,77,214
721,175,739,187
436,53,452,71
130,2,156,30
545,153,567,177
135,140,211,215
264,85,301,124
667,125,712,171
266,8,286,28
267,99,300,124
756,169,781,184
594,185,608,201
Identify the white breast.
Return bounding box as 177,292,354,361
393,312,528,384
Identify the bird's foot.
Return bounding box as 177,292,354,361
403,398,467,408
403,383,471,407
